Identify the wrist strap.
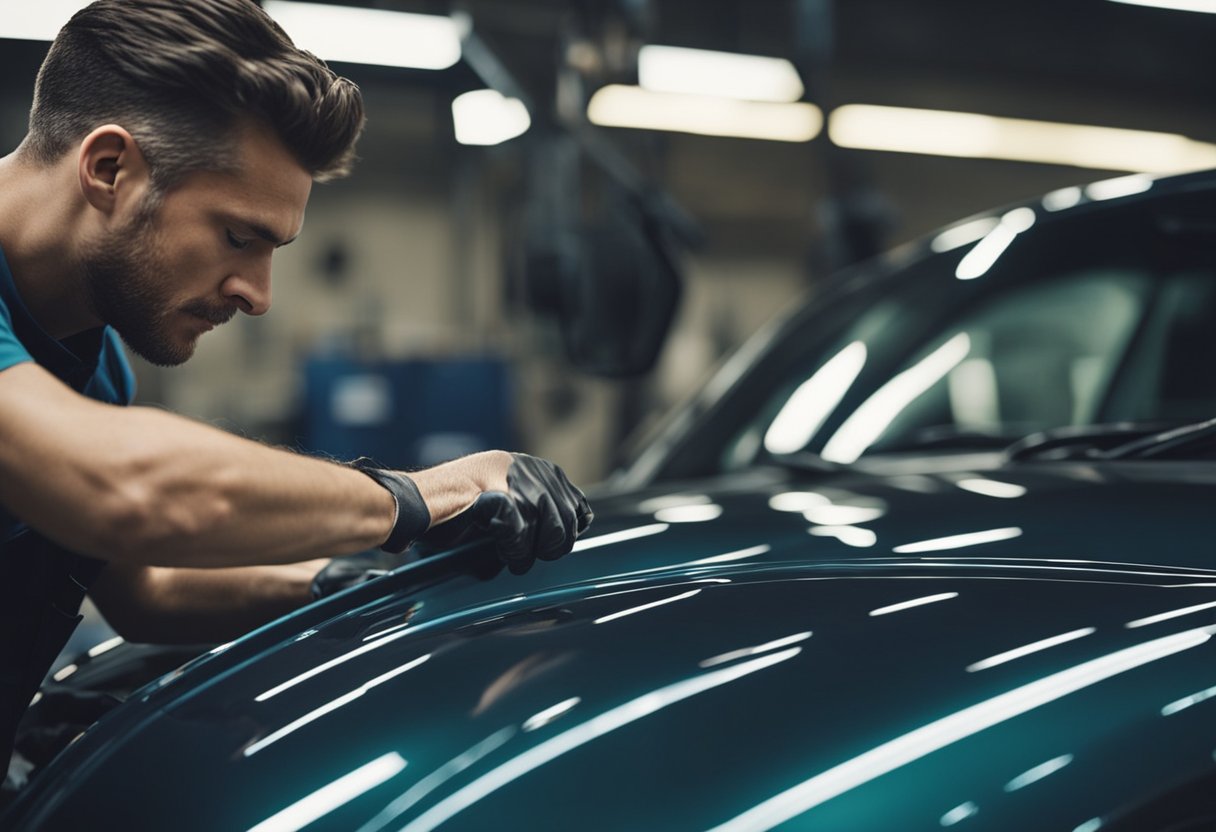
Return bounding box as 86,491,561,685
350,458,431,553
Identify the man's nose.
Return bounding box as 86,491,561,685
220,263,272,316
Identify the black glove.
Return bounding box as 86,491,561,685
310,549,416,599
421,454,593,575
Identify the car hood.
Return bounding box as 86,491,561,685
535,457,1216,593
9,459,1216,831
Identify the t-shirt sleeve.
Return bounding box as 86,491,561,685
99,328,137,405
0,300,34,374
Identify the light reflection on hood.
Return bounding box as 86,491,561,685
708,624,1214,831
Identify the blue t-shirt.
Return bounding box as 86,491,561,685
0,243,136,544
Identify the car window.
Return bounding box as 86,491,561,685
635,185,1216,484
1105,270,1216,423
718,215,1216,471
743,264,1216,466
817,270,1149,461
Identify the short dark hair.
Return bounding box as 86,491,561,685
22,0,365,187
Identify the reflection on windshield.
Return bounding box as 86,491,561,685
822,334,971,463
931,218,999,253
955,207,1035,280
749,265,1158,465
764,342,867,455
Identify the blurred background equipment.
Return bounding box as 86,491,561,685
302,355,513,469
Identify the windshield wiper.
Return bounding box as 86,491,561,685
1101,417,1216,460
1005,421,1186,462
769,419,1209,468
878,424,1033,452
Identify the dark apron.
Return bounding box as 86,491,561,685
1,529,105,769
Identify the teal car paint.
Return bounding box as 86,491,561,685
6,461,1216,830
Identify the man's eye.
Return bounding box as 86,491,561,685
226,230,251,250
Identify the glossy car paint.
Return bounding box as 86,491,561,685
6,460,1216,830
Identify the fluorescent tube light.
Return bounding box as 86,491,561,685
0,0,89,41
588,85,822,142
263,1,461,70
829,104,1216,174
1108,0,1216,12
451,89,530,146
638,45,804,102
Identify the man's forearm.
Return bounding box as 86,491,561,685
82,407,398,567
92,561,328,644
0,366,491,567
2,365,581,572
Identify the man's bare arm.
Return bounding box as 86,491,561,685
89,560,329,644
0,363,504,567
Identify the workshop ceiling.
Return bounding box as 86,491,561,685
2,0,1213,252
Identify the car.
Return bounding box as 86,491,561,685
3,170,1216,831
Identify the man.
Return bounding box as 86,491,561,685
0,0,591,783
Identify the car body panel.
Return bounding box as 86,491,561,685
8,460,1216,830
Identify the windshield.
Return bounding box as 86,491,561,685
641,181,1216,481
763,269,1148,462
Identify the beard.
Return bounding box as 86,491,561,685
82,201,236,367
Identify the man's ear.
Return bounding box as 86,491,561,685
77,125,151,216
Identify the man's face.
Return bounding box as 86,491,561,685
83,122,313,366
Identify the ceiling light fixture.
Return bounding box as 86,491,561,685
638,45,804,102
0,0,89,41
828,104,1216,174
451,89,530,146
588,85,822,142
262,1,461,70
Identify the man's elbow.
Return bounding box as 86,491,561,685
87,477,232,566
